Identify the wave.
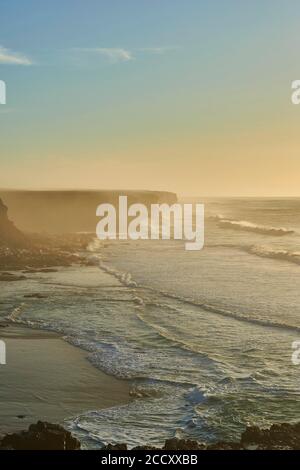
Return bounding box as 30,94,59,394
97,259,300,334
205,242,300,267
245,245,300,265
213,215,294,236
86,238,103,253
136,310,215,360
154,290,300,334
100,261,138,287
4,312,149,381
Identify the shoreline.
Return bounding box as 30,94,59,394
0,324,132,436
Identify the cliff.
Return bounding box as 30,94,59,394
0,190,178,234
0,198,28,247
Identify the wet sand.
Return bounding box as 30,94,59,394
0,325,131,434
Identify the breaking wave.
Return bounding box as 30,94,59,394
213,215,294,236
100,261,138,287
245,245,300,266
154,290,300,334
97,261,300,334
205,242,300,267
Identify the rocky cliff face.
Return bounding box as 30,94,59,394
0,190,178,234
0,198,28,247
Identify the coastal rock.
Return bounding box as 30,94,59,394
103,422,300,450
0,421,80,450
0,190,177,233
207,441,242,450
0,198,28,248
2,420,300,450
132,445,159,450
104,443,128,450
0,246,82,271
163,438,205,450
241,422,300,450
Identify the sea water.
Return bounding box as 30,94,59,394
1,198,300,448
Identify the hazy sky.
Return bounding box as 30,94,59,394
0,0,300,196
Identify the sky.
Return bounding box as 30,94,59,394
0,0,300,196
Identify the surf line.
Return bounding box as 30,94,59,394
96,195,204,251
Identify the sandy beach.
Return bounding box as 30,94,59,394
0,325,131,434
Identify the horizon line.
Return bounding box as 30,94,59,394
0,188,300,199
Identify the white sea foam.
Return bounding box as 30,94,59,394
245,245,300,265
214,215,294,236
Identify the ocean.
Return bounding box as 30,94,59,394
1,198,300,448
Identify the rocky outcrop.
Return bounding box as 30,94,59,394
240,422,300,450
163,438,206,450
0,190,178,233
0,198,28,248
1,420,299,450
102,422,300,450
0,421,81,450
104,443,128,450
0,232,92,271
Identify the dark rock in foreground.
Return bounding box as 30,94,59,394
102,422,300,450
1,421,299,450
0,421,80,450
163,438,206,450
105,443,128,450
240,422,300,450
